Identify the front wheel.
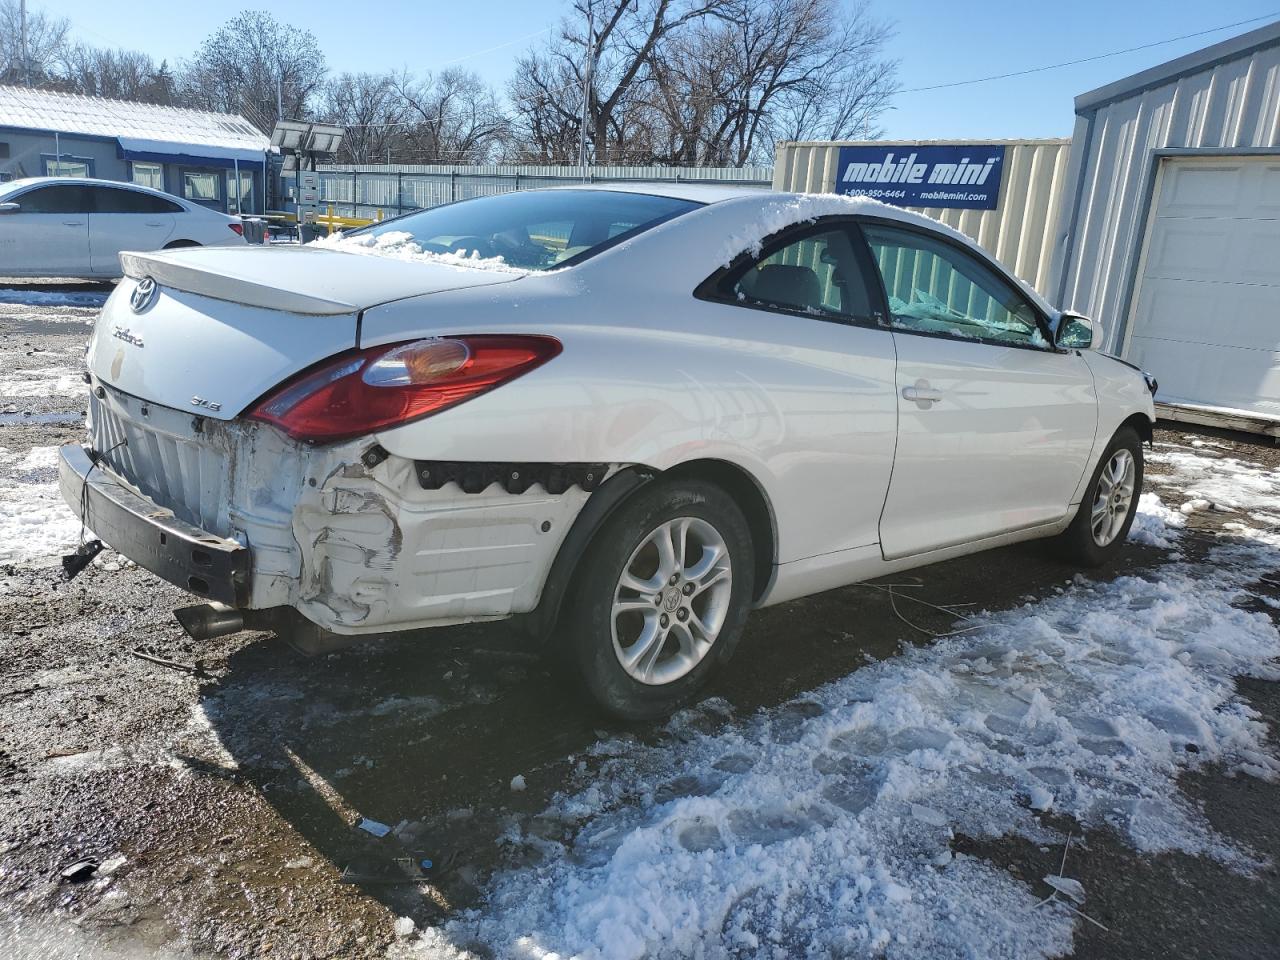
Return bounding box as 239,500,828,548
564,479,755,720
1054,426,1144,566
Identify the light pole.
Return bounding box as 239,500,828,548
578,1,595,179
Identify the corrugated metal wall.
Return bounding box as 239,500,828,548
1051,29,1280,352
314,163,773,218
772,139,1072,295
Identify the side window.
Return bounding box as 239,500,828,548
721,226,872,321
862,224,1045,347
14,185,90,214
93,187,182,214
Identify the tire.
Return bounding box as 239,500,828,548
563,479,755,720
1054,425,1144,566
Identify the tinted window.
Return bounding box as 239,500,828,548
720,225,873,321
92,187,182,214
863,224,1045,347
362,190,700,271
15,184,91,214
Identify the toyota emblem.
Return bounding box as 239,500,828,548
130,276,158,313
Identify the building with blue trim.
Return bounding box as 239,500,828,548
0,85,269,215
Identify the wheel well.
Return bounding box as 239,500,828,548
661,458,776,600
163,240,200,249
1120,412,1154,445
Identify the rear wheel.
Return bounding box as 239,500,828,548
1054,426,1144,566
564,479,754,720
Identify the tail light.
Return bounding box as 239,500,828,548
228,222,244,236
247,335,561,443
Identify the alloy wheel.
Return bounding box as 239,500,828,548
1091,448,1136,546
611,516,733,685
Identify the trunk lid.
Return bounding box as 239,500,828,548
91,247,522,421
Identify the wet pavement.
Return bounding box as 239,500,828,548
1,287,1278,959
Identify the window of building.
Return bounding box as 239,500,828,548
131,162,164,191
42,156,93,177
0,143,10,159
183,171,219,204
861,224,1045,348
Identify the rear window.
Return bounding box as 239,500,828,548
360,190,700,271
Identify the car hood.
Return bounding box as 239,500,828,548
119,245,523,315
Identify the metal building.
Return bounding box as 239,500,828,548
0,86,269,215
772,138,1072,294
1049,20,1280,431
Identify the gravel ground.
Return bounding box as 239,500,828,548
1,288,1278,959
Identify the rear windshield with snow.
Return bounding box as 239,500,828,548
359,189,700,271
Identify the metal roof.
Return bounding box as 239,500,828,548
0,85,269,155
1075,18,1280,114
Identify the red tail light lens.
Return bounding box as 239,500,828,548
228,222,245,236
247,335,561,443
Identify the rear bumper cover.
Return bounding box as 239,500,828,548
58,443,250,606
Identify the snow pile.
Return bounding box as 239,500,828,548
0,445,84,566
405,493,1280,960
1150,447,1280,514
1129,492,1186,548
314,230,528,275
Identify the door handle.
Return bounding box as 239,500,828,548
62,220,84,226
145,221,164,227
902,381,943,407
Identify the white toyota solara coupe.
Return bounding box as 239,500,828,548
60,185,1156,718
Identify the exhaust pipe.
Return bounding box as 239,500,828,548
174,602,245,641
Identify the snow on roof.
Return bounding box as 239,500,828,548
0,85,269,155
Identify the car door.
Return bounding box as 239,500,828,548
695,219,898,560
88,186,179,274
0,184,91,276
859,221,1097,560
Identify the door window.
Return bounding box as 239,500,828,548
719,226,873,321
226,170,253,214
91,186,182,214
862,224,1045,347
131,162,164,190
14,184,91,214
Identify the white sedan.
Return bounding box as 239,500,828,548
0,176,247,278
59,185,1156,718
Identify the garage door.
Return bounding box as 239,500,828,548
1126,157,1280,416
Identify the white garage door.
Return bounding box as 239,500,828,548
1126,157,1280,416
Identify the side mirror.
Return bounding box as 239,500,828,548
1054,311,1102,350
0,202,19,214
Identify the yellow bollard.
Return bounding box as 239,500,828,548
376,209,384,222
327,203,335,235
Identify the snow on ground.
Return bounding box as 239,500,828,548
314,230,529,274
0,444,84,566
0,288,110,309
0,366,85,398
1149,445,1280,514
403,454,1280,960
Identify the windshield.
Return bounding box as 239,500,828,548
359,189,700,271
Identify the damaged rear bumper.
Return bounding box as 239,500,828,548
58,443,250,606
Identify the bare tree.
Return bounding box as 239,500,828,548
0,0,69,85
57,46,179,104
393,68,510,164
646,0,897,164
181,11,326,131
320,72,408,164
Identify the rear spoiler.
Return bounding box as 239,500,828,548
119,250,358,316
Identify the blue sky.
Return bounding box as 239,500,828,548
55,0,1280,140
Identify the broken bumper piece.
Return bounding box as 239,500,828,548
58,443,250,606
